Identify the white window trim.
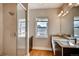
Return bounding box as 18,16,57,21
35,17,48,38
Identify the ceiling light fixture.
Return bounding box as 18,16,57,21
62,11,69,16
58,10,63,16
69,3,72,6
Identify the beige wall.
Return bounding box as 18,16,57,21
0,4,3,55
29,8,60,50
3,4,17,55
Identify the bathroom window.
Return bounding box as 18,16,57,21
18,19,26,38
36,17,48,38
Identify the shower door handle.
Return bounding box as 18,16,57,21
13,32,17,37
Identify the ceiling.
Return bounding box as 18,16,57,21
28,3,64,9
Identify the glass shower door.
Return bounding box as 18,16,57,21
17,4,26,56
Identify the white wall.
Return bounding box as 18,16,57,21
29,8,60,50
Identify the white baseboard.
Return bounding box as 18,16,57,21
32,47,52,51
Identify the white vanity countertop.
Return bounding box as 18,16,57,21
52,35,79,48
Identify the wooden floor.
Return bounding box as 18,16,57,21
30,49,54,56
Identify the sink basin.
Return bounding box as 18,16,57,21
69,41,75,46
60,40,69,46
60,40,75,46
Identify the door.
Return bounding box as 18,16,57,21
3,4,17,56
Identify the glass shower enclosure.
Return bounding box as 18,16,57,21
0,3,27,56
17,4,27,56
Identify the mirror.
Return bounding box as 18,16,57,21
60,5,79,38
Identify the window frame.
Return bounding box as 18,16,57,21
35,17,48,38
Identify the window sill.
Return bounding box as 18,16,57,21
35,36,48,39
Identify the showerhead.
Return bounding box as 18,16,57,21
8,11,15,16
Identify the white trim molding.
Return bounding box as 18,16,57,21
32,47,52,51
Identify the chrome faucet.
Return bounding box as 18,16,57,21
74,38,77,44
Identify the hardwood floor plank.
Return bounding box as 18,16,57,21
30,49,53,56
